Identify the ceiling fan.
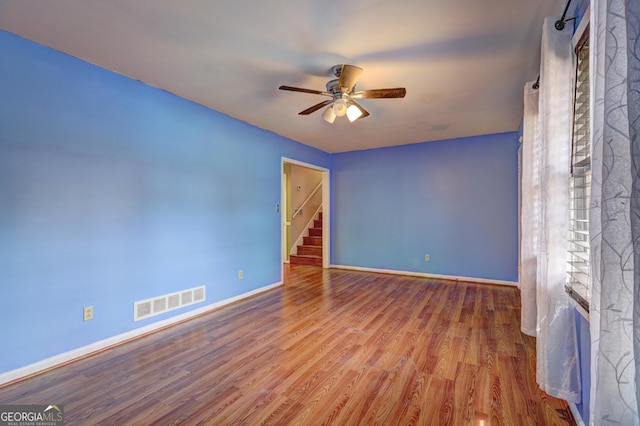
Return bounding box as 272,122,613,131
279,64,406,123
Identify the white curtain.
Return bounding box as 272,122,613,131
535,16,581,403
520,16,581,403
520,83,539,337
589,0,640,423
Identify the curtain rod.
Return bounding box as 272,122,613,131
532,0,573,90
555,0,573,30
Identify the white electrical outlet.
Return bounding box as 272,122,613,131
238,270,243,279
425,254,430,262
83,306,94,321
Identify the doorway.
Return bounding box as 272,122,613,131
281,157,330,273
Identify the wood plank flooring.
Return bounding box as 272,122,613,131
0,266,574,425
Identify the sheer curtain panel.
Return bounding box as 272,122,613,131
589,0,640,423
520,83,540,337
531,16,582,403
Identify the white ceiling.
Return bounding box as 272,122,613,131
0,0,559,153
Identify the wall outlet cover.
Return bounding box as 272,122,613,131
83,306,94,321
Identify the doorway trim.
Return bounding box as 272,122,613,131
281,157,330,272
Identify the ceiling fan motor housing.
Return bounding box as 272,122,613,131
325,79,342,95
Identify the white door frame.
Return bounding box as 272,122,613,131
281,157,330,272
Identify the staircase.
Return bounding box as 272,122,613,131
290,212,323,267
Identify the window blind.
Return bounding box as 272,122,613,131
566,33,590,312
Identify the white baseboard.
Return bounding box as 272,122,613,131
330,264,518,287
0,281,283,386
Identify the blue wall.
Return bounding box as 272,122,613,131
573,0,590,29
330,133,520,282
575,310,591,424
0,28,523,376
0,31,330,373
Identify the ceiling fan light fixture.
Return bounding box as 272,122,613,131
333,98,347,117
346,104,363,122
322,106,336,123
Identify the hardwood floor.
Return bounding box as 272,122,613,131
0,266,574,425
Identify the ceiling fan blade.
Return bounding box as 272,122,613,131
348,100,370,121
338,65,363,92
279,85,332,97
299,99,333,115
351,88,407,99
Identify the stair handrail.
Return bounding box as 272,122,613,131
292,181,322,219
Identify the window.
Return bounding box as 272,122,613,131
565,27,590,313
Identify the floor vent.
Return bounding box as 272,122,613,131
134,285,206,321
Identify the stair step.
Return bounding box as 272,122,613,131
290,255,322,267
308,227,322,237
297,245,322,256
291,212,323,267
303,236,322,246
